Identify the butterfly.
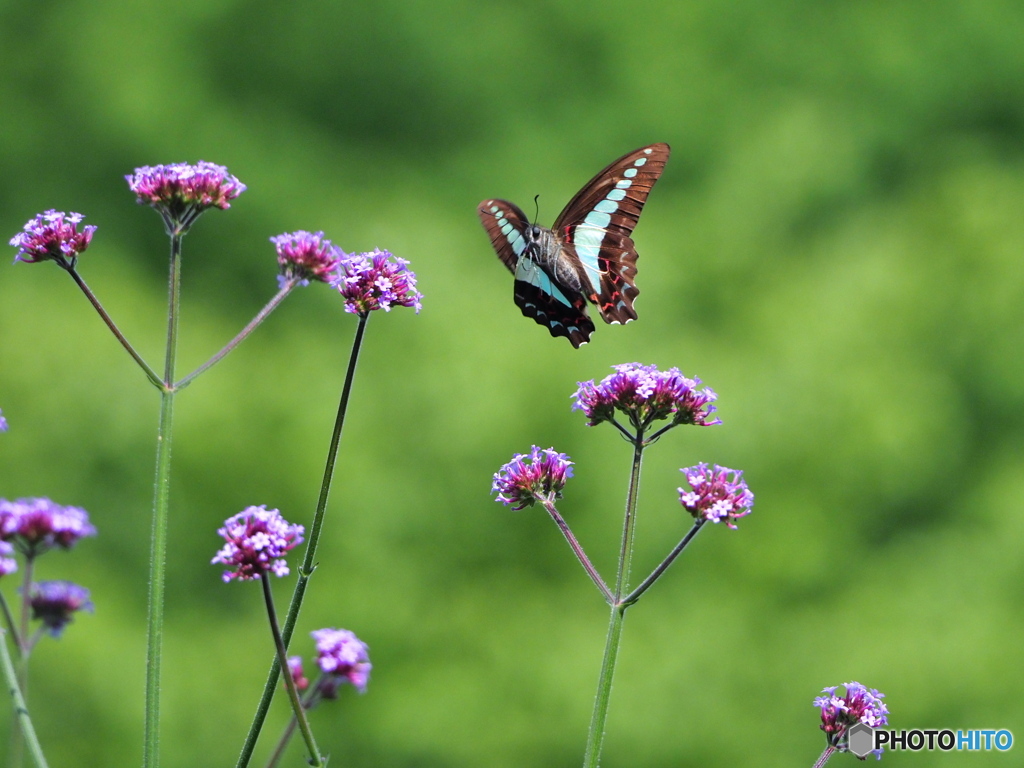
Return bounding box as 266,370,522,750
477,143,670,347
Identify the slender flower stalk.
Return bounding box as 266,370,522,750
0,629,49,768
235,314,370,768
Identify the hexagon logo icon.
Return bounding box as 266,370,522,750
848,722,875,758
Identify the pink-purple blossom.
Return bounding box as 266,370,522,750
0,497,97,556
126,161,245,234
10,210,96,267
0,408,7,432
212,505,304,582
287,655,310,692
331,249,423,315
492,446,574,511
815,681,889,759
312,627,371,695
572,363,720,430
678,464,754,529
29,580,93,637
271,231,343,288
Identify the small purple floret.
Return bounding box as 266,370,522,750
312,628,372,695
0,497,97,556
678,464,754,529
10,210,96,267
271,231,343,287
330,248,423,315
212,505,304,582
287,655,310,692
492,446,574,511
0,541,16,578
29,580,93,637
0,409,7,432
572,363,720,430
815,681,889,759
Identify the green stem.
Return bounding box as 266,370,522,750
621,519,705,607
812,746,836,767
0,630,49,768
175,280,298,391
260,575,323,767
142,233,182,768
236,312,370,768
541,500,613,604
582,430,645,768
66,267,162,389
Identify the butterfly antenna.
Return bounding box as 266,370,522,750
532,194,541,227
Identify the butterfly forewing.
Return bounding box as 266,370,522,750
555,143,670,325
477,199,530,274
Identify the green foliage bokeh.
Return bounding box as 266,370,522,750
2,1,1023,765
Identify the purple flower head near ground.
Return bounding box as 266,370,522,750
287,655,310,692
212,505,304,582
815,681,889,760
312,628,371,696
28,580,93,637
678,464,754,529
271,231,343,288
10,210,96,268
492,446,574,511
331,249,423,315
572,363,720,430
0,497,97,556
126,161,245,234
0,541,16,578
0,408,7,432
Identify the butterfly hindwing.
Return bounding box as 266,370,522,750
513,258,595,349
554,143,670,324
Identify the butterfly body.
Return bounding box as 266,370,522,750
478,143,670,347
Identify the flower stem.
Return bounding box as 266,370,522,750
260,575,323,767
621,519,705,607
66,267,162,389
174,279,298,391
812,746,836,767
142,233,182,768
541,500,613,604
236,312,370,768
0,630,49,768
582,431,645,768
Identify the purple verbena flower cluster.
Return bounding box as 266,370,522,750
212,505,304,582
312,627,372,696
10,210,96,267
492,446,574,511
572,363,720,430
28,580,94,637
271,230,343,288
126,161,245,234
815,681,889,760
0,497,97,556
331,248,423,315
678,464,754,529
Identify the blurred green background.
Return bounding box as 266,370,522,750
2,0,1023,765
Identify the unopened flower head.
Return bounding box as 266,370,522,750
10,210,96,268
28,580,93,637
272,231,343,288
815,681,889,759
126,161,245,234
0,541,16,578
212,505,304,582
678,464,754,529
312,627,371,696
0,497,97,556
287,655,310,692
572,363,720,430
492,446,574,511
331,249,423,315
